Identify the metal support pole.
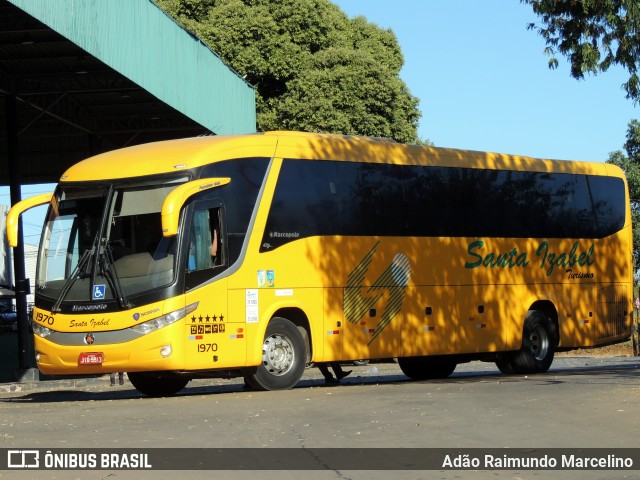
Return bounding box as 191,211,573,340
634,282,639,356
5,94,32,370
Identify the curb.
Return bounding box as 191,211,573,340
0,373,115,394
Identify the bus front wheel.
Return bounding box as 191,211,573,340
510,310,557,374
246,317,307,391
127,372,189,397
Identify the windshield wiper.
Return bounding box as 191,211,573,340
99,242,130,309
51,247,93,313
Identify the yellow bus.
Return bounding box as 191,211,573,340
7,131,633,396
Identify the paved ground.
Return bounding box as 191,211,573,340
1,356,640,480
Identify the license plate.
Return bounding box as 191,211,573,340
78,352,103,365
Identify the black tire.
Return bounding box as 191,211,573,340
398,356,457,380
127,372,189,397
353,360,369,366
495,353,516,374
246,317,307,391
511,310,557,374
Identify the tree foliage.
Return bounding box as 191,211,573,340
522,0,640,102
606,120,640,270
155,0,424,143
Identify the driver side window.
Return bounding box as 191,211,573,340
186,206,226,288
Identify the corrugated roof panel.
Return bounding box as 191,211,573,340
7,0,256,135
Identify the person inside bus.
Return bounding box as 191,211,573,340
187,216,219,271
318,362,351,384
210,227,218,260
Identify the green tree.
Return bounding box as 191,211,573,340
522,0,640,102
607,120,640,270
155,0,424,143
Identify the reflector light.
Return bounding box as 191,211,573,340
160,345,172,357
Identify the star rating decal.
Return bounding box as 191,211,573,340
191,313,226,324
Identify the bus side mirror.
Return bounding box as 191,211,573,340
161,178,230,237
6,193,53,247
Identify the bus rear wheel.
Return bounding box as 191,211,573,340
246,317,306,391
495,353,516,374
398,356,457,380
510,310,557,374
127,372,189,397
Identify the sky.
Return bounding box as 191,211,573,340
333,0,638,163
2,0,639,245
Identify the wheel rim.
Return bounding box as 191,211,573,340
529,324,549,361
262,333,295,376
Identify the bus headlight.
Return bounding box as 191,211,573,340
130,302,198,335
32,322,53,338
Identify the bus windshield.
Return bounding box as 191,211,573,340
37,179,184,305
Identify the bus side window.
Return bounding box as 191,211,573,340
187,207,225,282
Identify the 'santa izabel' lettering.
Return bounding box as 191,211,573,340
464,240,529,269
465,240,595,277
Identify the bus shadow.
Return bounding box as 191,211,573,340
2,359,639,403
443,359,640,387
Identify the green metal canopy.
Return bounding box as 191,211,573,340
1,0,257,184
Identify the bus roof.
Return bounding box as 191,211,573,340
59,131,619,183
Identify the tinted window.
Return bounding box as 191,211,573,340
201,158,269,262
260,159,626,251
588,176,627,236
262,160,339,246
338,162,407,236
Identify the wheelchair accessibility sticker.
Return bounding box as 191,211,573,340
92,285,106,300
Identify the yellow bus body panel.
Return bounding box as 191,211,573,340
60,135,279,182
35,320,187,375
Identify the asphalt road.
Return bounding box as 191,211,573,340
1,356,640,480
